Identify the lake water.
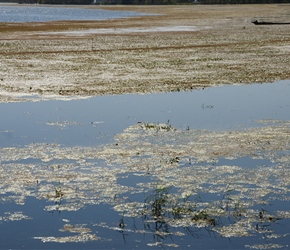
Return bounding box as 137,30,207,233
0,5,150,22
1,81,289,148
0,81,290,249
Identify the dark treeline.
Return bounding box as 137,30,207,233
16,0,91,3
14,0,290,5
202,0,289,3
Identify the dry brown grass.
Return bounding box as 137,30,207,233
1,4,290,101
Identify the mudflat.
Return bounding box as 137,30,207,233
1,4,290,102
1,5,290,247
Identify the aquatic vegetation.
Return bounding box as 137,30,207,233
34,223,99,243
34,234,99,243
45,121,82,128
142,122,176,132
0,120,290,247
245,244,285,249
54,185,64,199
0,211,31,222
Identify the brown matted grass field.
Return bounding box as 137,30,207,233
1,4,290,102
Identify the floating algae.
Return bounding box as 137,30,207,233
0,81,289,248
0,119,290,248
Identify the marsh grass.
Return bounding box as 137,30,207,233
141,185,218,229
54,186,64,198
142,121,176,132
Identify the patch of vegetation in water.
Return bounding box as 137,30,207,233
0,120,290,248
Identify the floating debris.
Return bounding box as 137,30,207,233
44,121,82,128
34,234,99,243
0,211,31,222
0,120,290,244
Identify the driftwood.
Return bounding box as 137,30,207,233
252,20,290,25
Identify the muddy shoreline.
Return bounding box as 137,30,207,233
1,4,290,102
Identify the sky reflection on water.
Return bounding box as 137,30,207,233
0,81,290,249
0,80,289,147
0,5,149,22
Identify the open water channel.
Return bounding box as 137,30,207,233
0,80,290,249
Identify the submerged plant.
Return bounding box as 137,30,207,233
192,210,216,226
142,122,176,132
145,186,171,219
1,118,290,247
142,186,219,229
54,186,64,198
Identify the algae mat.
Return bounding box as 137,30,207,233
0,81,289,249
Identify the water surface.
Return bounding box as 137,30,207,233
1,80,289,147
0,81,289,249
0,5,150,22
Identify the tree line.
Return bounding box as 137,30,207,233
15,0,91,3
12,0,290,5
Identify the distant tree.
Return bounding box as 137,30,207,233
16,0,290,5
0,0,18,2
18,0,92,3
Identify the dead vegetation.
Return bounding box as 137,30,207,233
1,4,290,102
1,120,290,247
1,5,290,247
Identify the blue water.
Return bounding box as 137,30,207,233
0,5,150,22
0,81,290,249
0,80,289,148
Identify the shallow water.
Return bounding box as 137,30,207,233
0,81,290,249
0,5,149,22
1,81,289,147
